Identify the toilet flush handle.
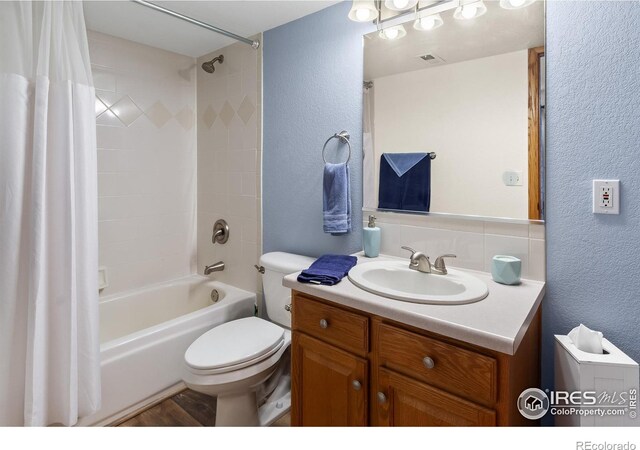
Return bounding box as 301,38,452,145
285,304,292,312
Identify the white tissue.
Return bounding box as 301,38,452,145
568,324,604,354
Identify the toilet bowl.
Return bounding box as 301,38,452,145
182,252,314,426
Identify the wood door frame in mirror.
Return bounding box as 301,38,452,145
528,46,545,220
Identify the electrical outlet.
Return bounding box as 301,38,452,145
593,180,620,214
502,170,523,186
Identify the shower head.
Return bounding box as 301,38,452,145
201,54,224,73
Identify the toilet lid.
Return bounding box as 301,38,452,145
185,317,285,370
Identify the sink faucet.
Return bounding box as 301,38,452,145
204,261,225,275
401,247,457,275
401,246,432,273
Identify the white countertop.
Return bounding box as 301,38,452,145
283,253,545,355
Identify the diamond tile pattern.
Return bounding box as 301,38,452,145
96,109,124,127
146,101,173,128
202,105,217,129
236,96,255,125
175,106,195,131
110,95,143,127
219,101,235,127
95,96,108,116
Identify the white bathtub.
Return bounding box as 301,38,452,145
78,275,256,426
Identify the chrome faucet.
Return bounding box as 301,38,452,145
204,261,225,275
401,247,457,275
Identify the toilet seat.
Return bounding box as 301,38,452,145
185,317,285,374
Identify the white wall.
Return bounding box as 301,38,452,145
196,39,262,300
89,31,197,296
373,50,529,219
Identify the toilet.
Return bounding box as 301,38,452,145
182,251,314,426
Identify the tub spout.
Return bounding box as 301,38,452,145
204,261,225,275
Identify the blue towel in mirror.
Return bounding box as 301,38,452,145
297,254,358,286
378,153,431,211
323,162,351,235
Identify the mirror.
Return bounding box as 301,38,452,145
363,0,545,221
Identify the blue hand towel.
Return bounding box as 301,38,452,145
379,153,431,212
297,254,358,286
323,162,351,235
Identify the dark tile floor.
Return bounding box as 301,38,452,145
117,389,290,427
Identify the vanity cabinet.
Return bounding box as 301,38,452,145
291,291,541,427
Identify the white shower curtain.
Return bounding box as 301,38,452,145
362,85,376,209
0,1,101,426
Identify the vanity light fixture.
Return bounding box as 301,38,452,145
413,13,444,31
499,0,535,9
379,24,407,40
348,0,378,22
453,0,487,20
384,0,419,12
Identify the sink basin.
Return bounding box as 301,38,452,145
348,260,489,305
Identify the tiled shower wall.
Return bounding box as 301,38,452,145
196,38,262,299
89,31,197,296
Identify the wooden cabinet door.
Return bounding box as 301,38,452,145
375,368,496,426
292,333,367,426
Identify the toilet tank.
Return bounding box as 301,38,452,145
260,252,315,328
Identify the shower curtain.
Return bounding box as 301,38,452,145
362,85,376,209
0,1,101,426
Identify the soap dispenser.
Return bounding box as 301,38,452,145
363,215,381,258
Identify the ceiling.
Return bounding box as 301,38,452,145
83,1,340,57
365,0,544,80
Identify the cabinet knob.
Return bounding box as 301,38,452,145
352,380,362,391
423,356,435,369
319,319,329,329
377,392,387,404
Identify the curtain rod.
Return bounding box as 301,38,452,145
131,0,260,49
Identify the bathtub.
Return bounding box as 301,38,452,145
78,275,256,426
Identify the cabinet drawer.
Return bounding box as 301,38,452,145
293,293,368,355
376,323,497,404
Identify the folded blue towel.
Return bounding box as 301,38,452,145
379,153,431,212
297,254,358,286
323,162,351,235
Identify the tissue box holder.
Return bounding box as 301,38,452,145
555,335,639,426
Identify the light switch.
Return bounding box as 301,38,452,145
593,179,620,214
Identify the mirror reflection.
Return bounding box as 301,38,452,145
363,0,545,220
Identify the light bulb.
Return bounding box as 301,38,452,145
392,0,409,9
384,0,418,11
454,1,487,20
384,28,399,39
499,0,534,9
379,25,406,40
420,17,437,30
355,8,371,21
414,13,443,31
461,4,478,19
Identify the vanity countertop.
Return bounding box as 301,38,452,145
283,253,545,355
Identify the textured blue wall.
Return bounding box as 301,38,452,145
263,2,373,257
544,1,640,389
263,0,640,397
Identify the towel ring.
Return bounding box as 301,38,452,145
322,131,351,164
